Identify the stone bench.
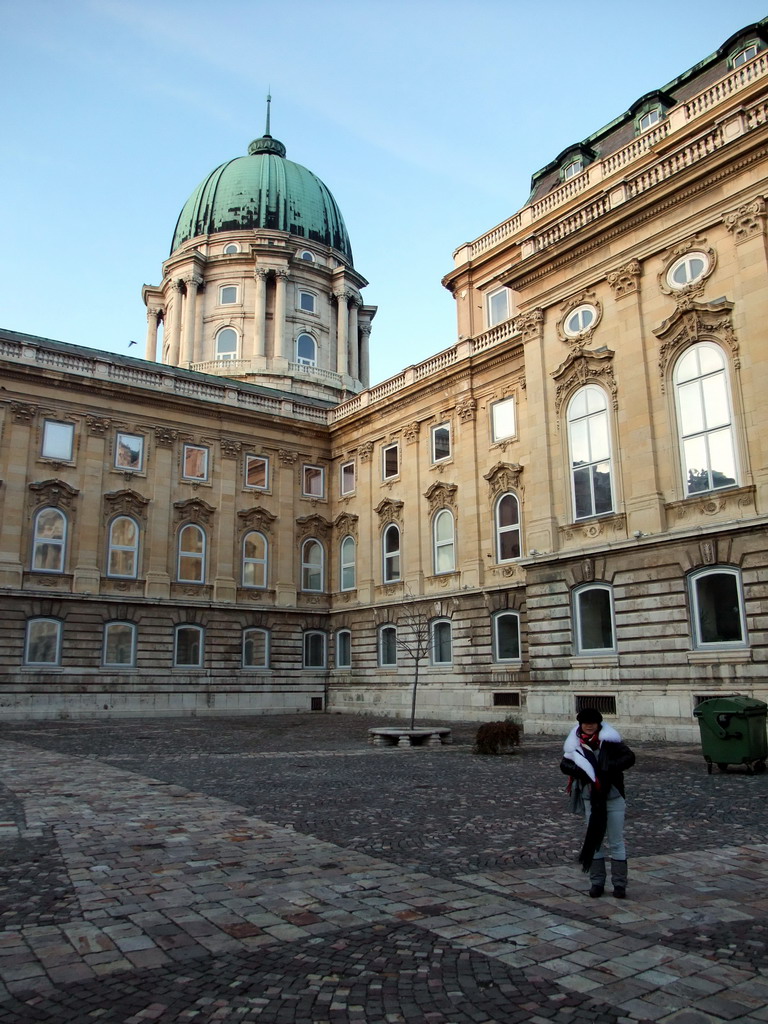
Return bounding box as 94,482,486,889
368,727,452,748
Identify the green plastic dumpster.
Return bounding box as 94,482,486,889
693,695,768,774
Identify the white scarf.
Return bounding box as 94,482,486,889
563,723,623,782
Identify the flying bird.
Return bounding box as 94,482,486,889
128,340,137,347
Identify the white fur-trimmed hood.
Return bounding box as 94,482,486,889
563,723,623,782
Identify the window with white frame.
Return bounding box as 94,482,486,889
732,43,759,67
243,627,270,668
42,420,74,461
340,535,356,591
433,509,455,574
431,619,452,665
215,327,238,360
242,531,268,588
103,622,136,667
340,461,355,495
182,444,209,481
431,424,451,463
223,243,240,254
563,157,583,180
296,333,317,366
487,288,510,327
674,343,737,496
107,516,139,578
299,250,315,262
336,629,351,669
298,290,316,313
689,568,747,648
219,285,238,304
637,107,661,133
666,252,709,290
24,618,62,666
495,493,521,562
379,625,397,667
567,386,614,519
303,630,327,668
493,611,521,662
301,538,324,592
244,454,269,490
302,465,325,498
382,443,399,480
563,304,597,337
174,624,203,667
115,433,144,472
574,584,616,654
32,507,67,572
383,524,401,583
177,523,206,583
491,397,516,442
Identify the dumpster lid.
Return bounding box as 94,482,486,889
693,695,768,717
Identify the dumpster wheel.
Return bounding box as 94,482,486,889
753,760,766,774
717,763,728,772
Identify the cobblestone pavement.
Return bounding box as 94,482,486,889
1,714,767,1023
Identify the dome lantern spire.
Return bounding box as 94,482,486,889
248,91,286,157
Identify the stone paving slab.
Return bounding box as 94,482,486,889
1,715,767,1022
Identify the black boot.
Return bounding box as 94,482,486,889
611,859,628,898
588,858,606,897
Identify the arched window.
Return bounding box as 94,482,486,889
103,622,136,666
340,536,356,591
433,509,455,574
107,516,139,578
24,618,62,665
495,494,520,562
379,625,397,667
296,333,317,366
32,507,67,572
174,624,203,667
573,584,616,654
223,242,240,254
301,539,324,592
689,568,747,648
383,524,401,583
674,343,737,496
215,327,238,360
303,630,327,668
243,627,270,668
431,619,452,665
567,386,614,519
177,524,206,583
493,611,521,662
242,531,268,589
336,629,352,669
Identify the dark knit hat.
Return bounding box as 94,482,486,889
577,707,603,724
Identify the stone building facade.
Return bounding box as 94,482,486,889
1,24,767,739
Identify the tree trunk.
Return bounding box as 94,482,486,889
409,660,420,729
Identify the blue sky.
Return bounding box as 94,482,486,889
2,1,766,385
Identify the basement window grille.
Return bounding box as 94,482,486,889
493,691,521,708
310,697,324,711
575,694,616,716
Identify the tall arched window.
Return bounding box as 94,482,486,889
430,619,453,665
433,509,455,574
379,625,397,667
215,327,238,360
573,584,616,654
493,611,521,662
340,536,356,591
24,618,62,665
242,531,268,589
243,627,270,668
674,343,737,496
296,333,317,366
32,507,67,572
177,524,206,583
495,494,520,562
689,567,747,648
567,386,614,519
383,524,401,583
301,538,324,592
174,624,203,667
103,622,137,666
107,516,139,578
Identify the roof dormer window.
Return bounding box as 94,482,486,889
732,42,759,67
563,158,583,181
637,107,661,133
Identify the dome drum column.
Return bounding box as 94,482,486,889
253,268,268,358
181,275,202,366
335,290,350,376
274,269,289,360
145,307,163,361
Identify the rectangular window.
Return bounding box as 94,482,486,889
219,285,238,304
383,444,399,480
299,291,316,313
183,444,209,481
42,420,74,461
175,625,203,667
340,461,356,495
574,586,616,654
103,622,136,666
491,398,516,442
487,288,509,327
25,618,62,666
115,433,144,472
690,570,747,647
336,629,351,669
302,465,325,498
245,455,269,490
431,424,451,462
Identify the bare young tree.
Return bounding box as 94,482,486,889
396,597,432,729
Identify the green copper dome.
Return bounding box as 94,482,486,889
171,134,353,261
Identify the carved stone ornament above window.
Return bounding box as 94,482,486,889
278,449,299,466
86,415,111,437
374,498,404,525
220,438,242,459
483,462,523,499
456,396,477,422
358,441,373,463
607,259,641,298
173,497,216,525
11,402,37,424
424,481,458,515
551,349,617,417
28,479,80,511
402,422,420,444
653,299,738,392
104,489,149,522
723,197,767,243
154,427,178,448
517,308,544,343
237,505,277,533
334,512,359,539
295,514,332,541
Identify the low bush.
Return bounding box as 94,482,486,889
473,720,522,755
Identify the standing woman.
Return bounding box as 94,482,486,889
561,708,636,898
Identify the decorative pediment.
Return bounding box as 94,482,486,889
484,463,523,499
424,481,457,514
374,498,404,525
237,505,277,533
653,300,737,389
551,349,617,416
28,479,79,510
296,514,332,540
334,512,359,538
104,489,149,521
173,497,216,525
